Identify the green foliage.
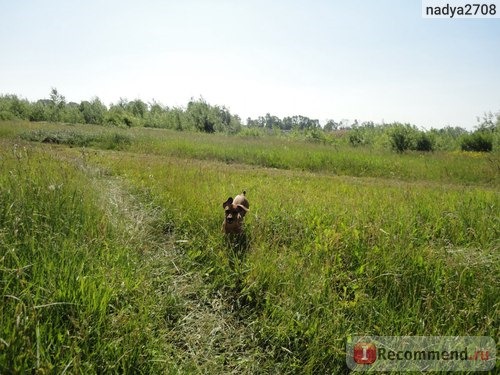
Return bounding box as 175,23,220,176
0,110,15,121
184,98,241,133
430,126,468,151
20,129,132,150
62,102,85,124
323,119,339,131
79,98,106,125
1,121,495,185
414,132,434,151
476,110,499,132
2,90,499,154
0,144,174,373
247,114,321,131
389,123,416,153
105,105,137,127
0,122,498,372
48,87,66,122
461,131,493,152
349,129,365,146
388,124,436,153
29,100,51,122
0,94,31,120
96,141,498,373
126,99,148,118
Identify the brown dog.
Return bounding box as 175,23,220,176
222,191,249,234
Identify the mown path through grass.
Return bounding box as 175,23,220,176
76,151,265,373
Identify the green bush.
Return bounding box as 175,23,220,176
461,132,493,152
389,124,415,153
349,131,365,147
20,129,132,150
415,132,434,151
0,110,15,121
389,125,435,153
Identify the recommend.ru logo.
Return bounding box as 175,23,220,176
346,336,495,372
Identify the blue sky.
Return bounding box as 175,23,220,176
1,0,499,129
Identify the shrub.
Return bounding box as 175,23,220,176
461,132,493,152
389,124,415,153
415,132,434,152
0,111,15,121
349,131,364,147
21,130,95,147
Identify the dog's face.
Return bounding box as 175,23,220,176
223,197,245,224
222,197,248,233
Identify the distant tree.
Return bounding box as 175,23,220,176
222,110,242,133
0,94,31,120
186,98,215,132
339,119,351,130
79,97,107,124
476,111,497,132
29,100,51,122
361,121,375,128
323,119,338,131
264,113,282,129
105,105,129,126
49,88,65,109
149,100,164,115
169,107,185,130
62,102,85,124
144,100,169,128
282,116,294,130
126,99,147,119
49,88,66,122
246,117,263,128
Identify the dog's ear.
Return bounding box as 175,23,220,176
223,197,233,208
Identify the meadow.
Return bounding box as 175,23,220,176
0,120,498,373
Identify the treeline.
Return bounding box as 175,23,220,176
0,89,242,133
1,89,498,152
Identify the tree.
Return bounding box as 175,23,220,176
48,88,66,122
79,97,107,124
61,102,85,124
126,99,147,119
30,100,51,122
0,94,31,120
186,98,215,133
476,111,497,132
324,119,338,131
264,113,282,129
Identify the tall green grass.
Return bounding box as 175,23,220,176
95,151,499,373
2,120,498,186
126,128,499,185
0,142,177,373
1,120,499,373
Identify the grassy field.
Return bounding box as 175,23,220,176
1,120,499,373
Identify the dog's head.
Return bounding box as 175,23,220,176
222,197,248,226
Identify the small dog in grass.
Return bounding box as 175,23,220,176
222,191,249,234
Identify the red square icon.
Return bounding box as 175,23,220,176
353,342,377,364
